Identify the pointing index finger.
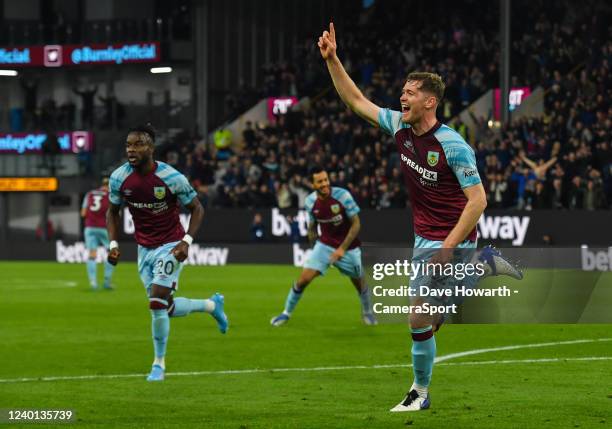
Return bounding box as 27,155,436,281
330,22,335,40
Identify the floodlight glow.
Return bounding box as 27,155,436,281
150,67,172,74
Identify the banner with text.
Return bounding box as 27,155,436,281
0,131,93,154
0,42,160,68
109,208,612,247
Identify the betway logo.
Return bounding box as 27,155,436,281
56,240,228,266
477,215,530,246
183,245,228,266
271,208,309,237
56,241,108,263
123,207,189,234
581,246,612,271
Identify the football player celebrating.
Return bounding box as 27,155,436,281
318,23,522,412
271,166,376,327
107,124,229,382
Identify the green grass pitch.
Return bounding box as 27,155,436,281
1,261,611,428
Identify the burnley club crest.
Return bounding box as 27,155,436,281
153,186,166,200
427,151,439,167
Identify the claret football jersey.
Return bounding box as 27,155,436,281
109,161,197,248
304,187,361,249
81,187,109,228
378,108,482,242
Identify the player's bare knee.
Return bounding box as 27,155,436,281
149,285,171,311
149,284,171,300
295,278,310,291
297,270,319,289
297,273,311,286
350,277,365,292
409,312,433,329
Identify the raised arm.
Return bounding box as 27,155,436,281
541,156,558,171
519,152,538,170
319,23,381,127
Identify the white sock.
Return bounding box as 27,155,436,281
202,299,215,313
153,356,165,369
411,382,428,397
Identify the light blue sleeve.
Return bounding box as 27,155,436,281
332,188,360,218
81,192,89,209
436,126,482,189
377,108,404,136
157,163,197,206
109,166,129,205
304,193,316,223
443,143,481,189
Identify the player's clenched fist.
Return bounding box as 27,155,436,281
318,22,337,60
107,247,121,266
172,241,189,262
329,247,345,264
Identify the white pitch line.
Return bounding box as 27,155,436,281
0,356,610,384
3,279,78,290
438,356,612,366
434,338,612,363
1,338,610,384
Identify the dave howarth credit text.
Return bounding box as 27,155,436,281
372,285,512,298
371,285,513,315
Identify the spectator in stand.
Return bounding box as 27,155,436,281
276,183,292,209
567,176,585,209
550,178,565,209
251,213,266,242
169,0,610,212
243,121,257,149
488,173,509,209
286,215,301,243
197,185,210,209
59,98,76,129
520,152,558,180
214,127,234,161
20,76,39,129
98,89,124,129
511,165,537,209
41,131,62,171
73,84,98,129
529,180,551,209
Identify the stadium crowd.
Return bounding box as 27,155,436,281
225,0,500,123
161,0,611,211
